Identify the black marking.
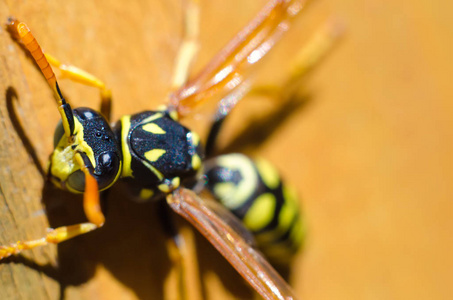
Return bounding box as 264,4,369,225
205,159,284,225
205,166,243,186
204,153,302,263
113,110,204,201
273,214,300,246
71,107,122,191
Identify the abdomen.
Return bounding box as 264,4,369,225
204,153,304,265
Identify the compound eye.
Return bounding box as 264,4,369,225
67,170,85,192
96,151,120,189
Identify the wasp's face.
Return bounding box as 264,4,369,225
49,108,122,193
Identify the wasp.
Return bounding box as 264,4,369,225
1,0,341,299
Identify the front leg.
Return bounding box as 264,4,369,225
44,53,113,121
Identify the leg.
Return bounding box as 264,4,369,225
158,200,202,300
7,18,112,121
205,18,344,155
0,152,104,260
249,17,345,98
0,223,99,259
169,0,307,116
170,0,201,92
7,18,106,226
45,53,113,121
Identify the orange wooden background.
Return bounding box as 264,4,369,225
1,0,452,299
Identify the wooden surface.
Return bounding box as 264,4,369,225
1,0,453,299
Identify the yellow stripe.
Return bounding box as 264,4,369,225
58,105,72,137
243,193,276,232
171,177,180,189
289,217,305,249
169,110,178,121
255,157,280,190
140,113,163,124
277,186,299,233
73,118,95,168
142,123,166,134
191,154,201,170
158,183,171,193
100,161,122,191
213,182,235,200
120,115,133,178
213,154,257,210
144,149,166,162
253,186,300,244
190,131,200,146
139,188,154,200
141,160,164,180
158,177,181,194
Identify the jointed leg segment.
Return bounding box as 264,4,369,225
2,20,107,260
249,17,344,98
45,54,113,121
170,0,201,92
0,223,98,259
0,152,105,260
7,18,112,122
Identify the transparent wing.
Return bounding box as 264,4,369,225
169,0,309,117
198,190,257,247
167,188,298,300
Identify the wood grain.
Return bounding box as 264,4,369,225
1,0,453,299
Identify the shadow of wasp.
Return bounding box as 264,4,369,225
0,0,342,299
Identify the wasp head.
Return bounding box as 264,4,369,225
49,108,122,193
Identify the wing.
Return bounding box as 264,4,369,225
197,190,257,247
169,0,309,117
167,188,298,300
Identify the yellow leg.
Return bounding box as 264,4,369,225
164,225,203,300
45,53,112,121
0,223,99,260
165,231,187,300
170,0,201,91
249,17,345,99
288,17,344,83
0,152,104,261
159,199,202,300
74,152,106,226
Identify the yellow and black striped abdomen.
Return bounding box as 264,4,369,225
204,153,304,265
